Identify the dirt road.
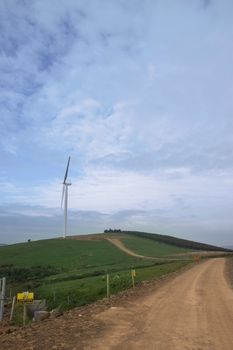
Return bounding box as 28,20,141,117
106,238,153,259
86,258,233,350
106,237,187,260
1,258,233,350
106,237,225,260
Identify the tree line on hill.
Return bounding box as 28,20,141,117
104,229,122,233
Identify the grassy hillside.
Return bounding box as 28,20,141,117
0,235,194,315
122,231,232,252
121,236,193,257
2,229,228,317
0,238,139,269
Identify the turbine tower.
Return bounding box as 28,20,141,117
61,156,71,239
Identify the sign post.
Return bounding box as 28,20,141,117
23,303,27,326
17,291,34,326
0,277,6,321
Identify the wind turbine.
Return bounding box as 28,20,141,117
61,156,71,239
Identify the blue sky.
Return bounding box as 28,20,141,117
0,0,233,245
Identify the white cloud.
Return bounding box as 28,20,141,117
0,0,233,244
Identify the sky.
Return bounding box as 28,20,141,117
0,0,233,245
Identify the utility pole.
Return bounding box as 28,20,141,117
0,277,6,321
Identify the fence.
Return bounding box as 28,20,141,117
0,277,6,321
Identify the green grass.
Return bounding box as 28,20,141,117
123,231,231,252
0,238,142,270
37,260,191,310
0,235,194,315
0,238,154,301
122,236,193,257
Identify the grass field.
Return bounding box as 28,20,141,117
37,260,191,310
0,234,199,317
122,236,193,257
0,238,140,269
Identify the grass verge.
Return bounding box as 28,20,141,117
36,260,192,311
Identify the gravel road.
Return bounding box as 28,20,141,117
86,258,233,349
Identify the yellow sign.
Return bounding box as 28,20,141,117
17,291,34,303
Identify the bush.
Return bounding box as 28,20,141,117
0,265,58,282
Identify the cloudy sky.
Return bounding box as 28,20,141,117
0,0,233,245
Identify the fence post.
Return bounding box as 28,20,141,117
131,269,136,288
10,296,16,321
106,274,110,298
23,303,27,326
0,277,6,321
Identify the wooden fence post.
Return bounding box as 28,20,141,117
23,303,27,326
10,296,16,321
106,274,110,298
131,269,136,288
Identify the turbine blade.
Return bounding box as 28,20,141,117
63,156,71,183
61,184,65,208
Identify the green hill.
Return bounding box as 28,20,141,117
0,231,230,316
0,238,137,269
121,231,232,252
121,236,193,257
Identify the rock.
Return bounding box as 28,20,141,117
27,299,47,313
50,309,63,318
5,328,14,334
33,311,49,322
